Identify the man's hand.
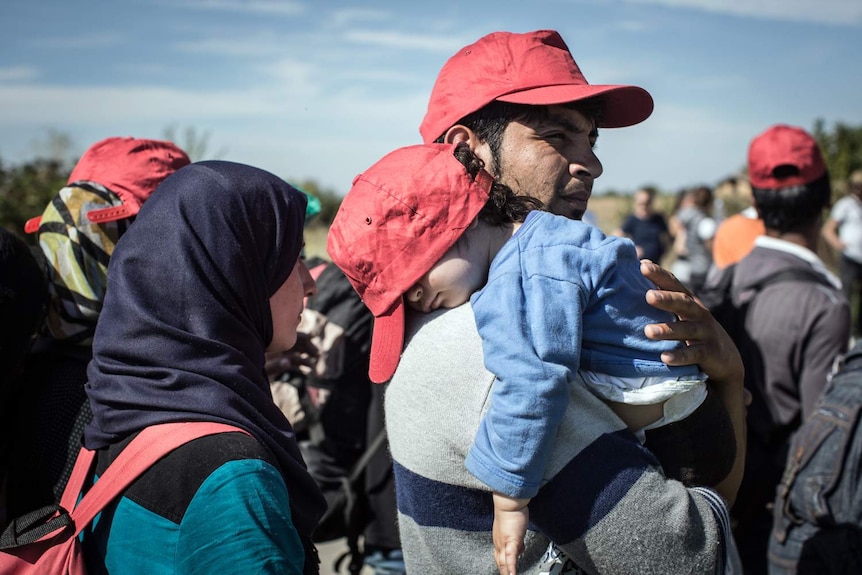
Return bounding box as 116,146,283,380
639,260,746,505
639,260,743,384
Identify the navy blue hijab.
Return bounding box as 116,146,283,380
85,160,325,538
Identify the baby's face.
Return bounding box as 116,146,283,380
405,225,489,313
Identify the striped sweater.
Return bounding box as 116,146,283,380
385,303,736,574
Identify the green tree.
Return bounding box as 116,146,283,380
0,130,78,239
0,157,71,240
292,179,343,227
813,119,862,195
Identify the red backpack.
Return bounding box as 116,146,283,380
0,421,246,574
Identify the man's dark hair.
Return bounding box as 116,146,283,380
441,99,605,170
753,172,831,234
452,143,543,225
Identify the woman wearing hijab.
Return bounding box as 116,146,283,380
81,160,326,574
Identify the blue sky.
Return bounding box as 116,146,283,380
2,0,860,196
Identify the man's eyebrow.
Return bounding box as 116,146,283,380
539,113,599,137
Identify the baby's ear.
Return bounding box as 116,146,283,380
467,216,480,229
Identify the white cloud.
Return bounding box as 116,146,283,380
169,0,306,16
626,0,862,25
174,35,285,57
0,73,427,132
0,85,282,124
342,30,465,53
33,34,124,50
0,67,39,82
616,19,651,32
328,8,393,28
260,58,321,94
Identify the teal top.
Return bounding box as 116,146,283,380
84,458,305,574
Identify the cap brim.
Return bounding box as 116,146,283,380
85,203,136,224
368,299,405,384
24,216,42,234
497,84,654,128
25,201,136,235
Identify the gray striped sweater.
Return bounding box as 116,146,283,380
385,303,737,574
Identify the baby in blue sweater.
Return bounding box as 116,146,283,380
328,142,735,575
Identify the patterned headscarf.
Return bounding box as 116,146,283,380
34,137,190,344
37,183,127,343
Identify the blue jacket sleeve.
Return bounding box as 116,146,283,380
466,261,589,498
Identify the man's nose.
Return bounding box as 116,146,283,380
570,149,603,180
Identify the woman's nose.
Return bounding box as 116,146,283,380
299,261,318,298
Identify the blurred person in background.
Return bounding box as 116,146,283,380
268,196,403,575
614,187,671,264
712,182,765,270
822,169,862,336
672,185,717,296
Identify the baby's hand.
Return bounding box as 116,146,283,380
492,493,530,575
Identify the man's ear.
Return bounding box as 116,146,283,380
443,125,475,145
443,125,495,175
468,216,480,230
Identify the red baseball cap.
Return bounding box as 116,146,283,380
419,29,654,143
747,125,827,190
327,143,492,383
25,137,190,233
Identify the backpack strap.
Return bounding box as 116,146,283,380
66,422,248,536
329,427,389,575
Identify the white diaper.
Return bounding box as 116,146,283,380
581,370,708,431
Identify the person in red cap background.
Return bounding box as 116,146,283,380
349,29,747,575
702,124,850,575
4,137,190,523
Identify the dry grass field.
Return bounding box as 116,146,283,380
304,223,332,262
